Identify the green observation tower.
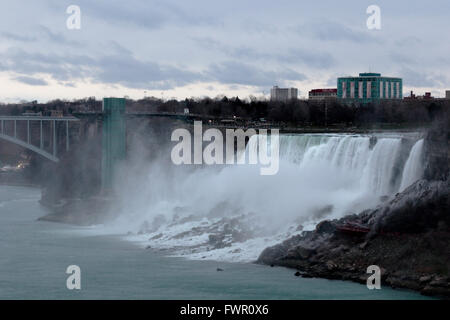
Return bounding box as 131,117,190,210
101,97,126,191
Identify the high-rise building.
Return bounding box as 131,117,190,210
337,73,402,104
446,90,450,99
270,86,298,102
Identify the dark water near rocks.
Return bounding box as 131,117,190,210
0,186,430,299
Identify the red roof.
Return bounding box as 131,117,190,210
310,89,337,93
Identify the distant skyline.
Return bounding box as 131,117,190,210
0,0,449,103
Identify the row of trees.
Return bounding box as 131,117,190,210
161,97,449,127
1,96,448,127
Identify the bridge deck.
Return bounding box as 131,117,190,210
0,116,78,162
0,116,79,121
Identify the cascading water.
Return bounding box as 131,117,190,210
399,139,425,192
106,133,425,262
292,135,402,196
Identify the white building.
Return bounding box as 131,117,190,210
270,86,298,102
308,89,337,101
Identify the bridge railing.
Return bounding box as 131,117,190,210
0,116,79,162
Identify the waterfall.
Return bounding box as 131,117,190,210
399,139,424,192
360,138,402,195
278,135,402,196
109,133,419,262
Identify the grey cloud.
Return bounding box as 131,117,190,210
58,82,77,88
394,36,422,47
0,47,203,90
2,26,80,46
154,1,219,27
389,52,416,64
240,20,279,35
13,76,48,86
94,54,204,89
326,76,339,87
37,25,80,46
5,46,308,90
295,21,382,44
193,37,335,69
207,61,306,87
1,32,36,42
283,49,335,69
401,68,447,88
108,41,134,56
62,0,218,31
1,48,95,81
192,37,226,52
80,0,166,30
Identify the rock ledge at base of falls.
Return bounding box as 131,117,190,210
38,196,117,226
257,178,450,298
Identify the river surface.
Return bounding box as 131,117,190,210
0,185,430,300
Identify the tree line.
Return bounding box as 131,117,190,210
1,96,448,127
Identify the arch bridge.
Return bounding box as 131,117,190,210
1,98,209,191
0,116,79,162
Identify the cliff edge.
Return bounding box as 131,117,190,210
258,120,450,298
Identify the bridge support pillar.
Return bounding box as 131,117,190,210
101,97,126,192
53,120,56,157
40,121,43,149
66,120,69,151
27,120,30,144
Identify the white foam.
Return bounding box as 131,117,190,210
98,133,422,263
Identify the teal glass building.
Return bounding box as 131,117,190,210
337,73,402,104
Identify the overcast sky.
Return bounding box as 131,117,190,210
0,0,449,102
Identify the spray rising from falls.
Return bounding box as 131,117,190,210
108,134,424,262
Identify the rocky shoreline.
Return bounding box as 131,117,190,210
257,179,450,298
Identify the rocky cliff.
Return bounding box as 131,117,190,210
258,120,450,298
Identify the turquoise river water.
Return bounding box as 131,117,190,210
0,185,430,300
